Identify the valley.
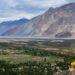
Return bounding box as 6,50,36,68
0,39,75,75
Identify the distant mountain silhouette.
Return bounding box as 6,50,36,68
0,18,29,36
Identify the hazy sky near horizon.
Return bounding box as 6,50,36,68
0,0,75,22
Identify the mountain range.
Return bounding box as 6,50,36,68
0,18,29,36
1,3,75,38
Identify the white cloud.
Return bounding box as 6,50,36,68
0,12,37,22
22,0,67,8
0,0,73,22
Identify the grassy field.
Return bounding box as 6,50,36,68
0,54,57,64
0,40,74,64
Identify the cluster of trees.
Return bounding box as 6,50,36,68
0,43,69,57
11,46,69,57
0,59,70,75
0,42,73,57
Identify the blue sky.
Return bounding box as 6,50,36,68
0,0,75,22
